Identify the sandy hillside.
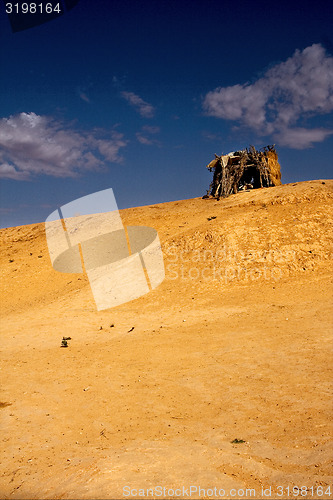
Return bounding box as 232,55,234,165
1,180,333,500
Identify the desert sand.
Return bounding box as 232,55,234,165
1,180,332,499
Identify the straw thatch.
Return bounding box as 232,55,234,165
204,145,282,199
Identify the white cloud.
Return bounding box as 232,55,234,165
121,91,155,118
136,134,154,145
79,91,90,103
136,125,160,146
0,112,127,180
202,131,224,142
203,44,333,148
142,125,160,134
274,127,333,149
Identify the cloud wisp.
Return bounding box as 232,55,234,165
79,91,90,103
0,112,127,180
136,125,160,146
203,44,333,148
121,91,155,118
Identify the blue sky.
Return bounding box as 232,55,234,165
0,0,332,228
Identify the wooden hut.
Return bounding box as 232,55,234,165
204,145,282,199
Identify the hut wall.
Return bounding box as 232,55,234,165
266,151,282,186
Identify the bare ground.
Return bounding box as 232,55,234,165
1,180,332,499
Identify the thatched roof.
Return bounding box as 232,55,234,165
204,145,282,199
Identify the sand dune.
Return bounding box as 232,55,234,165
1,180,332,499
